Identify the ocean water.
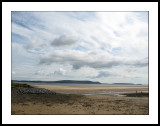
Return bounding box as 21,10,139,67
13,81,147,87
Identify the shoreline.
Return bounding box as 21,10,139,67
33,85,148,96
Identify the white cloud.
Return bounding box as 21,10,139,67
59,68,66,75
11,12,148,84
25,36,47,50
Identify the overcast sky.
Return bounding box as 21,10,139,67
11,11,148,84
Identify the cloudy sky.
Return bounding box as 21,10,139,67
11,11,148,84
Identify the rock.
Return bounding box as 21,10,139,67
13,88,56,94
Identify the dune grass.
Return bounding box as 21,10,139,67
11,82,32,88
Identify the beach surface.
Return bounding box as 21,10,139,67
33,85,148,95
11,85,149,115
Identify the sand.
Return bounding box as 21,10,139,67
11,85,149,115
33,85,148,94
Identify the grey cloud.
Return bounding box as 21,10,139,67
127,57,148,67
72,60,120,70
133,62,148,67
51,35,78,47
26,43,47,50
39,51,122,69
39,57,55,65
39,50,148,70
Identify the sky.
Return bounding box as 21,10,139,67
11,11,148,84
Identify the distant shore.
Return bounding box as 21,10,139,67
11,80,147,86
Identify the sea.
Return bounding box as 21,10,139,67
12,81,147,87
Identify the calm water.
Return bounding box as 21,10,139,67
14,81,147,87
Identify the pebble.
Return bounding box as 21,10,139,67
12,87,56,94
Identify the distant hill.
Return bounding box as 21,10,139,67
12,80,101,84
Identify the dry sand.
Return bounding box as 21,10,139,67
11,85,149,115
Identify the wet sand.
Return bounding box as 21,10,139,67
11,85,149,115
33,85,148,95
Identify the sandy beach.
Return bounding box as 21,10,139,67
11,85,149,115
33,85,148,95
